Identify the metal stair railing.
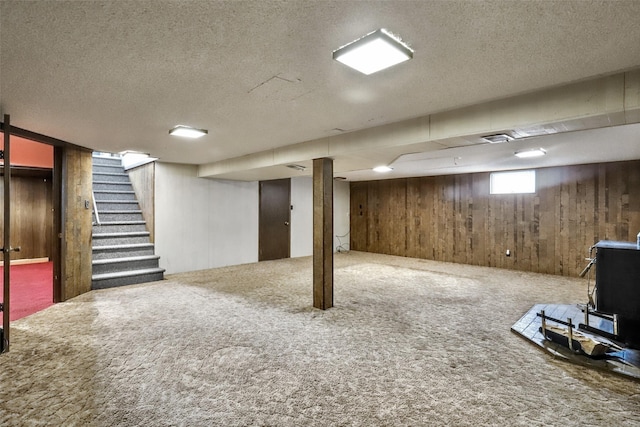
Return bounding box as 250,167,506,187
92,191,101,226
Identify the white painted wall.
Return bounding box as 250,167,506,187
155,163,259,274
289,176,350,257
155,165,349,272
333,180,350,252
290,176,313,257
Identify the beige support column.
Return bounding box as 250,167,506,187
313,157,333,310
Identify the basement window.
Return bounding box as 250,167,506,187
490,170,536,194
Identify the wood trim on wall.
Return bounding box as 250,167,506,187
350,160,640,277
127,162,155,243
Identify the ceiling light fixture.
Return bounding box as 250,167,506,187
333,28,413,75
514,148,546,158
169,125,208,139
373,165,393,173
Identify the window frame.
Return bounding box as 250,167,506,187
489,170,536,195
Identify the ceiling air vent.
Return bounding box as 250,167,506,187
286,164,306,171
481,133,514,144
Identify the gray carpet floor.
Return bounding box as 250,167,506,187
1,251,639,426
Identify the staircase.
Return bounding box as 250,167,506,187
91,154,165,289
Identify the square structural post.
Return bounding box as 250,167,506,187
313,157,333,310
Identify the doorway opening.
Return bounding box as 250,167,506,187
0,132,56,321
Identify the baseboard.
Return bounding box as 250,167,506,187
0,257,50,267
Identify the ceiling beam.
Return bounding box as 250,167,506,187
198,70,640,181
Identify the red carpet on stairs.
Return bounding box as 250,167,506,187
1,261,53,321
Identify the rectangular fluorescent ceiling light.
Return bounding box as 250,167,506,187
515,148,546,158
169,125,208,139
333,29,413,75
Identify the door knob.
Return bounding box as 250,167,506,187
1,246,20,253
284,221,289,226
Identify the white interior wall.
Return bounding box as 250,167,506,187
155,163,259,274
290,176,313,257
333,180,350,252
155,165,349,273
289,176,351,257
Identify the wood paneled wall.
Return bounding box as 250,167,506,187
61,147,93,300
128,162,155,242
351,160,640,277
0,170,53,261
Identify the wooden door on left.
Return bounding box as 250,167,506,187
259,178,291,261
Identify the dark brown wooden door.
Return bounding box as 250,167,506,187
259,178,290,261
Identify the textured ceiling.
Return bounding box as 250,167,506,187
2,1,640,175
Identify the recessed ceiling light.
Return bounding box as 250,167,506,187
333,29,413,75
514,148,546,158
373,165,393,173
169,125,208,139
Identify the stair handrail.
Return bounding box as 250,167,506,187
92,191,101,226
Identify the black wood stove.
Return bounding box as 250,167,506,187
591,240,640,348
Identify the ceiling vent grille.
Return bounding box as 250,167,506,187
286,164,306,171
481,133,514,144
